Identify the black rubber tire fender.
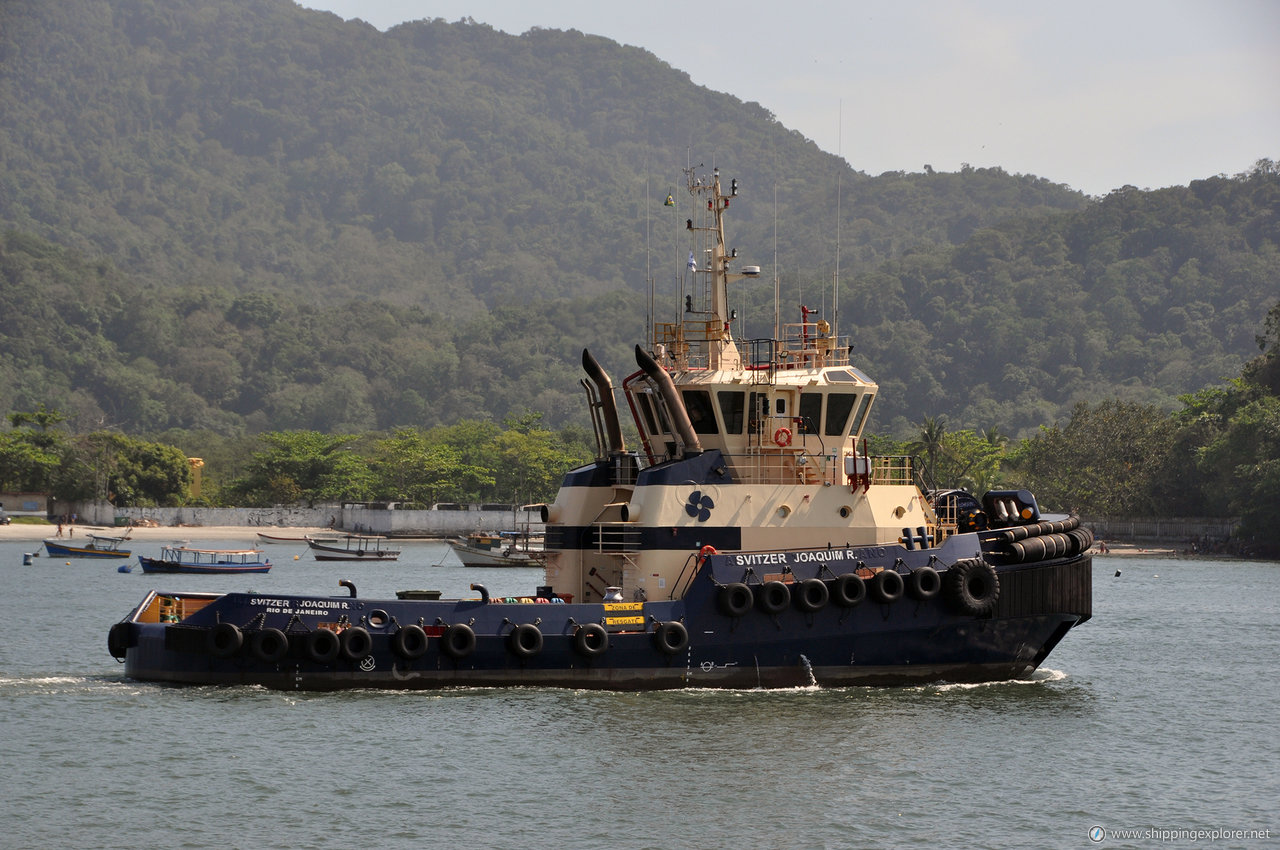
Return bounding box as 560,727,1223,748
250,628,289,663
206,622,243,658
108,622,133,660
573,623,609,658
945,558,1001,616
339,626,373,661
305,628,341,664
830,573,866,608
869,569,904,604
391,624,429,659
441,623,476,659
653,621,689,655
794,577,829,613
717,582,754,617
907,566,942,601
507,623,544,659
755,580,791,615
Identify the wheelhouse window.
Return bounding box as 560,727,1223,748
825,393,857,436
682,389,719,435
798,394,822,435
717,391,745,434
850,393,874,436
637,393,660,436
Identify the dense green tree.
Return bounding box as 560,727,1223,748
0,405,68,492
369,428,494,506
1010,400,1180,515
53,432,193,506
226,431,375,507
1181,301,1280,553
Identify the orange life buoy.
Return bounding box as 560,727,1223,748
773,427,792,447
699,544,718,558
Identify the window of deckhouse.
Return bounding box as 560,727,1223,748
798,394,822,435
682,389,720,435
717,391,745,434
825,393,857,436
850,393,874,436
637,393,660,436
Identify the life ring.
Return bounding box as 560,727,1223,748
573,623,609,658
830,573,866,608
250,628,290,663
441,623,476,659
773,427,792,447
869,569,904,604
717,582,754,618
945,558,1001,616
305,628,341,664
794,577,829,613
755,580,791,614
653,621,689,655
206,622,243,658
391,624,429,659
507,623,544,659
907,566,942,601
339,626,373,661
699,544,718,563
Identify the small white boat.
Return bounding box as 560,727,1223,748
449,531,544,567
257,531,344,545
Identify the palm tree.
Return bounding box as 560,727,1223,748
909,416,948,491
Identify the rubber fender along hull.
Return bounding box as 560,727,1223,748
116,552,1090,691
121,612,1080,690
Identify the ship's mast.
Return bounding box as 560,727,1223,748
683,167,756,371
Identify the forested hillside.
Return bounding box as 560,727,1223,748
0,0,1276,441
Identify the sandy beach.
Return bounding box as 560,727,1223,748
0,522,335,542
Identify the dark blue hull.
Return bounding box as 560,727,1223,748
111,538,1091,690
137,556,271,574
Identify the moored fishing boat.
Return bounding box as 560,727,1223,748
257,531,344,545
44,534,132,558
449,531,544,567
137,546,272,575
109,166,1091,690
307,534,401,561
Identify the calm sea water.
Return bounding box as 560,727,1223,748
1,536,1276,849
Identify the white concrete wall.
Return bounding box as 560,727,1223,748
69,501,542,537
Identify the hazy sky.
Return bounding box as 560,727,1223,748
304,0,1278,196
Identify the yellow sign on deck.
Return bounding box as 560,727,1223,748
605,615,645,627
603,602,643,612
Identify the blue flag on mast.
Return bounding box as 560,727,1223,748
687,251,697,270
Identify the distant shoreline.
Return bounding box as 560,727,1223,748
0,521,1201,558
0,523,335,542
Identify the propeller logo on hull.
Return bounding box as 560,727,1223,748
685,491,715,522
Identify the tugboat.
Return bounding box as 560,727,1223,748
108,167,1091,690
